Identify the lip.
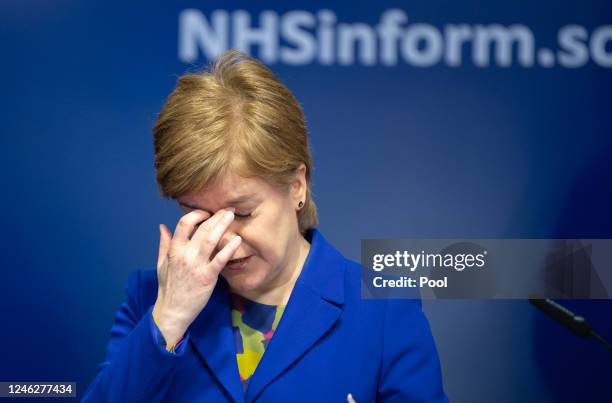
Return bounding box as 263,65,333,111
225,255,252,270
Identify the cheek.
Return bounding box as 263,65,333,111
245,237,282,266
239,200,295,263
237,223,273,260
241,227,287,267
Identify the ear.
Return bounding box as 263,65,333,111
291,163,308,207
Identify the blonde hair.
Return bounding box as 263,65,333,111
152,50,318,234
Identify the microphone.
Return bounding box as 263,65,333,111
529,295,612,352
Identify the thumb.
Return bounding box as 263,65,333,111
157,223,172,269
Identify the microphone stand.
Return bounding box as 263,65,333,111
529,295,612,352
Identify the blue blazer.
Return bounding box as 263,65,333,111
83,228,448,402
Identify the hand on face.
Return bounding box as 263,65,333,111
152,208,242,348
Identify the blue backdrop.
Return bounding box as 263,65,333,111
2,1,611,402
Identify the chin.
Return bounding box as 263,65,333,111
222,270,264,293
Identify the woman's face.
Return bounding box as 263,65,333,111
176,168,308,298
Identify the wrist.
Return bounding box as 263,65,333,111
152,304,187,348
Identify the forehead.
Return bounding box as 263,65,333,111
178,171,269,207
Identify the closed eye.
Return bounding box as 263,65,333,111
235,212,252,219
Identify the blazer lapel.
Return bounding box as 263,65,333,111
245,229,346,402
188,279,245,403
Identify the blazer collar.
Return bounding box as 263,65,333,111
188,227,347,403
292,227,346,306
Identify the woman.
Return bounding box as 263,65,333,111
83,50,448,402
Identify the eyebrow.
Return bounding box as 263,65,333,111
178,194,258,212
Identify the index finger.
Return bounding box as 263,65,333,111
192,209,235,259
173,209,212,245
